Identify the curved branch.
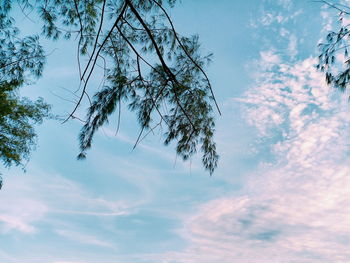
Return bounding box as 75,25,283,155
63,2,128,123
80,0,107,82
126,0,196,131
151,0,221,115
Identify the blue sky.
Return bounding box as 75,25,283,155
2,0,350,262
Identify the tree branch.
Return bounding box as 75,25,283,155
151,0,221,115
63,2,128,123
126,0,196,131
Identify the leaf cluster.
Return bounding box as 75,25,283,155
0,81,51,167
20,0,220,174
6,0,220,174
317,1,350,92
0,1,50,170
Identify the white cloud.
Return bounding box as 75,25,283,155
0,170,133,234
154,51,350,262
0,200,47,234
238,54,332,137
259,50,281,67
251,1,302,28
0,176,49,234
55,229,114,248
288,33,298,58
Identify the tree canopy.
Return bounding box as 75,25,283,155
2,0,221,175
318,1,350,92
0,2,51,188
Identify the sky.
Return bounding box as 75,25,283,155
1,0,350,262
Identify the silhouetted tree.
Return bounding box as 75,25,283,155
0,4,51,187
318,1,350,92
0,6,50,158
2,0,220,174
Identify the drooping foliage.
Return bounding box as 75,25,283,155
318,1,350,92
0,1,50,175
10,0,220,174
0,81,50,167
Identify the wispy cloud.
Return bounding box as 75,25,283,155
0,170,133,234
55,229,114,248
2,2,349,263
0,175,49,234
155,48,350,262
250,0,302,28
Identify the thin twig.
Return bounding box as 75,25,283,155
63,2,128,123
126,0,196,131
151,0,221,115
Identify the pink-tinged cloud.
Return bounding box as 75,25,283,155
155,53,350,263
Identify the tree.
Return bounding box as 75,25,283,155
317,1,350,92
4,0,221,174
0,82,50,184
0,2,51,188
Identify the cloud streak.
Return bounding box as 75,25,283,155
0,170,133,234
157,48,350,262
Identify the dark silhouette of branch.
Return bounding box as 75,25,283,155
151,0,221,115
63,2,127,123
126,0,197,131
